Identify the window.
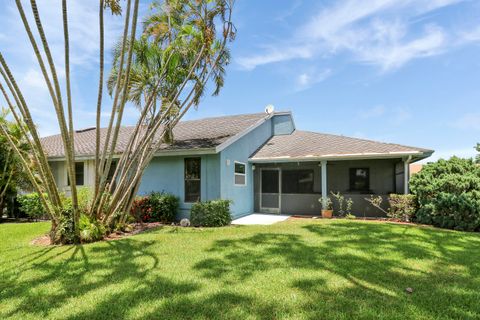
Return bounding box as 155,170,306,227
67,162,84,186
185,158,201,202
282,170,314,194
234,162,246,186
349,168,370,192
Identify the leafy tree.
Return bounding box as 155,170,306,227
475,143,480,164
0,0,235,243
0,109,31,216
410,157,480,231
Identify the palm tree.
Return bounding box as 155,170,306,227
0,0,235,244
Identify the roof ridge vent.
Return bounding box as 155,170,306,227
75,127,96,133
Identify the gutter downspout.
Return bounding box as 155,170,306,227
404,155,413,194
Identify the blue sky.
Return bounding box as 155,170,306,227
1,0,480,161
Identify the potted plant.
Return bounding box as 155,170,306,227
320,197,333,218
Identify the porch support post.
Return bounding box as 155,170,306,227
321,160,328,207
403,156,412,194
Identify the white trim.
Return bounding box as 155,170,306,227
47,148,216,162
233,161,247,186
321,160,328,208
250,151,433,163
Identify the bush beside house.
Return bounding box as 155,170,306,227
190,200,232,227
17,193,48,221
410,157,480,231
130,192,179,223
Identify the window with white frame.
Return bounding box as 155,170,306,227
234,162,246,186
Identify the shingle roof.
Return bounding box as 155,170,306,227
250,130,433,161
41,113,268,158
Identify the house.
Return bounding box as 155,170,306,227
41,111,433,219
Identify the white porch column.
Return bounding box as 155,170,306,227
403,157,411,194
321,160,328,207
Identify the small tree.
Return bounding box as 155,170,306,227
0,0,235,243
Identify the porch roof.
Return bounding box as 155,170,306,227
250,130,433,162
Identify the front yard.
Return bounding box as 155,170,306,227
1,219,479,319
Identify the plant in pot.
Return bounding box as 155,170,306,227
319,197,333,218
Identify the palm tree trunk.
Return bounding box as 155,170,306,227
94,0,105,207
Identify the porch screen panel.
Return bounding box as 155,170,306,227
282,170,314,194
261,170,279,209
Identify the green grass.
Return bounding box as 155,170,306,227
1,220,480,320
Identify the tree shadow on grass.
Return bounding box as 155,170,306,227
1,239,199,319
193,221,480,319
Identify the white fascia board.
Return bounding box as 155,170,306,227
47,148,217,162
249,151,432,163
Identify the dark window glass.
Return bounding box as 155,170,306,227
349,168,370,192
185,158,201,202
234,162,246,174
68,162,84,186
261,170,279,193
234,162,246,185
282,170,314,194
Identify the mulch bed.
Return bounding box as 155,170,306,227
30,222,164,246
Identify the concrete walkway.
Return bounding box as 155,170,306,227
232,213,291,225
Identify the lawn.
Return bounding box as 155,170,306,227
1,220,479,320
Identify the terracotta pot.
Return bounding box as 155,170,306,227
321,209,333,219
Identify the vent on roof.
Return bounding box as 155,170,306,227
75,127,96,133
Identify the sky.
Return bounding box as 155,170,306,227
0,0,479,162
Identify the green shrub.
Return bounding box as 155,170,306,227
190,200,232,227
410,157,480,231
148,192,179,222
388,194,416,222
130,192,179,223
79,214,106,243
17,193,47,220
61,187,93,214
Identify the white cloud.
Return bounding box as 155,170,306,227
237,46,313,71
0,0,126,136
237,0,472,71
295,68,332,91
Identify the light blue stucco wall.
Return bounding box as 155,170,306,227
138,153,220,219
273,114,294,135
219,119,274,218
137,113,295,220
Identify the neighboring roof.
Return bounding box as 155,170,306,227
41,113,269,158
250,130,433,162
410,163,424,176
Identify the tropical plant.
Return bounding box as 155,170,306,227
388,194,416,222
331,192,353,217
410,157,480,231
318,197,332,210
0,0,235,243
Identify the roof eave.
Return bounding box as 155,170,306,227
249,150,434,163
